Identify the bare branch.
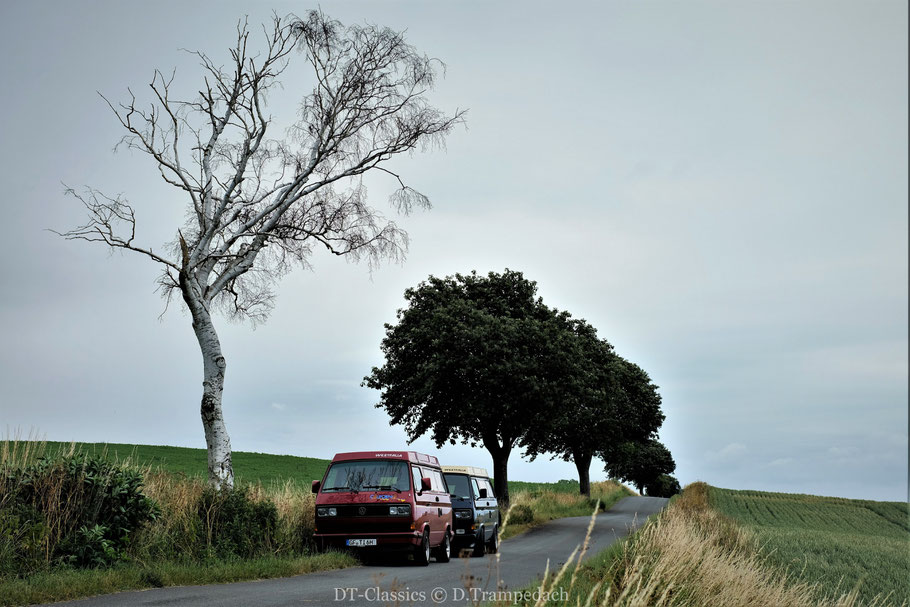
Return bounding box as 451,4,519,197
54,186,180,270
61,10,464,323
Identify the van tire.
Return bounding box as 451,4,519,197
414,529,431,566
486,525,499,554
471,527,485,557
435,531,451,563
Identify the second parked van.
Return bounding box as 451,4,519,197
441,465,500,556
313,451,453,565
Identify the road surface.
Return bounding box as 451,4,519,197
47,496,668,606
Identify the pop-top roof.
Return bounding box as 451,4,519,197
441,465,489,478
330,451,440,467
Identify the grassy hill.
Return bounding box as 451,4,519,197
30,442,585,495
37,441,331,488
710,487,910,605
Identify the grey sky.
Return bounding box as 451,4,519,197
1,1,906,500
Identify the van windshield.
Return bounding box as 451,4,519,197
444,474,473,500
322,460,410,492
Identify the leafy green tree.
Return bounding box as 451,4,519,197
521,320,613,497
644,474,681,497
522,326,665,497
364,270,574,505
603,438,675,494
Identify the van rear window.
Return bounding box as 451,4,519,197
322,460,409,492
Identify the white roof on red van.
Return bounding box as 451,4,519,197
330,451,441,467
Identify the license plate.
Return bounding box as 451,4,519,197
346,539,377,547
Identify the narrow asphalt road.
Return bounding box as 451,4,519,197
46,496,668,606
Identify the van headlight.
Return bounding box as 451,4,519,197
317,507,338,517
389,505,411,516
455,509,473,519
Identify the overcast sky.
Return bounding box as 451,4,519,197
1,1,906,501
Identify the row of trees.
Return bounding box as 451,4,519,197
364,270,677,504
60,11,676,499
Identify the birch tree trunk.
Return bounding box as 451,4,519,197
192,309,233,490
181,267,234,489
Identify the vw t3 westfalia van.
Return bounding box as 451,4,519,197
312,451,453,565
441,465,500,557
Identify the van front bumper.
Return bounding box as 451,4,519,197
315,530,423,551
451,527,479,548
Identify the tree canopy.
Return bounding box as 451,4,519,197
364,269,574,503
604,438,676,494
644,474,681,497
365,268,674,503
522,329,665,496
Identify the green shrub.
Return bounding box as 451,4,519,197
0,454,158,571
196,487,278,559
62,524,119,568
508,504,534,525
0,502,47,576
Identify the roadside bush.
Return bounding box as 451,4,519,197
0,454,158,571
196,487,278,559
645,474,681,498
0,502,47,576
507,504,535,525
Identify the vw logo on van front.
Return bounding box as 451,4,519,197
358,506,367,516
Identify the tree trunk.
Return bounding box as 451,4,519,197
573,449,593,497
483,434,512,506
184,283,234,490
492,452,510,506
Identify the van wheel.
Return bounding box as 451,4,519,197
435,531,451,563
471,527,485,557
414,529,431,566
486,525,499,554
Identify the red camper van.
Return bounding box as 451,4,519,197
312,451,453,565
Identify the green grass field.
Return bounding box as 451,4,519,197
39,441,331,488
709,487,910,605
508,478,596,494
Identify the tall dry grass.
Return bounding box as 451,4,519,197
130,473,318,561
131,472,206,560
1,434,58,469
603,483,827,606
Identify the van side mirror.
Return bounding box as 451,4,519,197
421,477,432,492
311,480,321,494
479,488,488,498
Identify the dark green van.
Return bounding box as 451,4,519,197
442,465,500,557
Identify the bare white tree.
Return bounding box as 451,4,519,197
57,11,464,489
